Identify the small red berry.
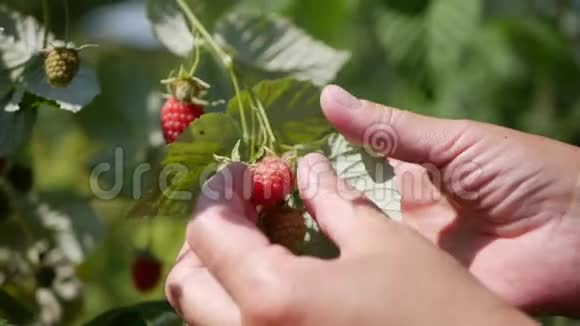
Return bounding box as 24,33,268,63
131,251,162,293
0,158,5,175
161,97,204,144
251,156,294,207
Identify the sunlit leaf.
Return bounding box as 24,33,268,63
215,12,350,85
21,54,100,113
146,0,194,57
0,5,51,74
227,78,332,146
177,112,241,147
130,113,241,218
326,134,401,220
146,0,235,57
360,150,395,184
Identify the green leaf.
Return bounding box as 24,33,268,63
427,0,481,79
155,142,222,218
146,0,235,57
227,78,333,146
327,134,401,219
84,300,180,326
130,113,241,218
0,98,37,157
375,8,425,67
146,0,195,57
0,5,51,73
177,112,242,147
21,54,100,113
215,12,350,85
360,150,395,184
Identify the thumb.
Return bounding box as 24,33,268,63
321,85,471,166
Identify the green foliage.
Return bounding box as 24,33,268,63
427,0,482,81
21,54,100,113
327,134,401,219
227,78,332,146
130,113,241,219
0,6,99,113
215,12,350,86
84,301,180,326
1,0,579,325
146,0,235,57
0,5,49,70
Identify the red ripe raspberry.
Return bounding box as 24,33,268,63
131,252,162,293
161,97,204,144
251,156,294,207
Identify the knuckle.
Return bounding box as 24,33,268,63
164,268,184,316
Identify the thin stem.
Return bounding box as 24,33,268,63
228,68,250,141
42,0,50,48
176,0,248,142
176,0,232,68
249,100,256,160
63,0,70,46
255,98,276,148
189,33,201,75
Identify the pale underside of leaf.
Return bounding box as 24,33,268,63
328,134,401,220
215,12,350,86
21,55,100,113
0,5,51,71
146,0,195,57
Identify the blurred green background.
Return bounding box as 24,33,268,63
2,0,580,324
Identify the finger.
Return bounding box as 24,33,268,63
321,85,472,166
298,153,393,252
166,245,241,325
186,163,283,299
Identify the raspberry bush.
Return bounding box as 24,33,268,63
0,0,578,325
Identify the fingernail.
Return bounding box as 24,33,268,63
326,85,362,110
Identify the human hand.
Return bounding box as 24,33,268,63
320,85,580,316
165,155,534,326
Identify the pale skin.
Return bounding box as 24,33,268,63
165,85,580,325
